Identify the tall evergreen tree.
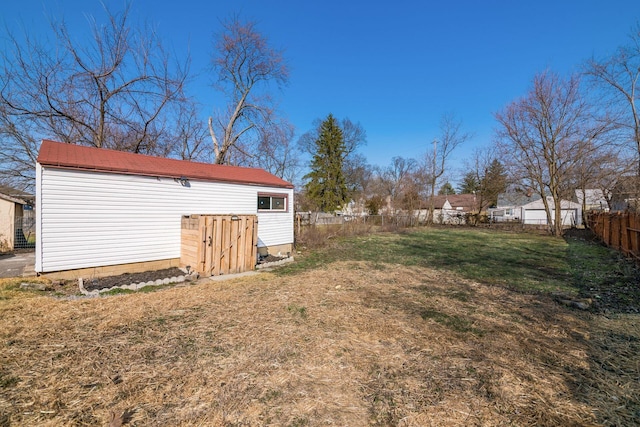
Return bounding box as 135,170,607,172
438,182,456,195
304,114,349,212
481,159,507,207
458,171,480,194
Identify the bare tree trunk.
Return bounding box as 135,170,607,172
424,117,469,225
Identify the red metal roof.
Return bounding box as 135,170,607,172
37,140,294,189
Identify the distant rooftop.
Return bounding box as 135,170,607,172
430,194,480,210
0,185,33,205
496,192,541,207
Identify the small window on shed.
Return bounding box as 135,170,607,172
258,193,288,211
258,196,271,210
272,197,285,210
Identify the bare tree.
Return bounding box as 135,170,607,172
0,4,191,191
343,153,373,205
462,147,507,224
572,142,635,215
253,119,300,183
495,71,612,235
298,116,367,159
379,156,418,215
362,168,388,215
585,24,640,175
166,100,212,162
208,18,290,166
424,113,470,224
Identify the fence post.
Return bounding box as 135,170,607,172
618,213,623,251
637,212,640,258
625,213,631,256
635,212,640,258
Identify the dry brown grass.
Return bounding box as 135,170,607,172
1,261,638,426
295,223,376,250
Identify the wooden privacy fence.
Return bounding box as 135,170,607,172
587,211,640,262
181,214,258,277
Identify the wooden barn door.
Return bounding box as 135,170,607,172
181,215,258,277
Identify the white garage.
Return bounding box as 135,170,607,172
521,198,581,227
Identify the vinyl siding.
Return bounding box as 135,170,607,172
257,211,294,249
37,166,293,272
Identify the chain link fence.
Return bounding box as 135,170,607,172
14,216,36,249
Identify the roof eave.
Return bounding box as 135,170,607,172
38,163,294,189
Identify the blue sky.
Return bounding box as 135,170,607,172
3,0,640,176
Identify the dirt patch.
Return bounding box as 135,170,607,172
82,267,187,292
564,227,603,242
257,254,286,264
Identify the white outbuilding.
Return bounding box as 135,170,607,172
491,193,582,227
35,140,294,279
520,197,582,227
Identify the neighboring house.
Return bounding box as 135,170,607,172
419,194,480,224
519,197,582,227
491,192,582,227
490,193,540,222
339,199,368,217
0,187,34,252
35,140,294,278
610,176,640,211
575,189,609,212
380,195,394,215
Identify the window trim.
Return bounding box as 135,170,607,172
257,192,289,212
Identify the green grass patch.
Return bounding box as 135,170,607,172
287,304,308,319
137,284,175,293
419,308,483,335
101,288,135,296
446,290,472,302
286,227,640,302
0,372,20,388
0,278,50,301
564,233,640,310
99,283,178,296
566,236,636,288
284,228,575,294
